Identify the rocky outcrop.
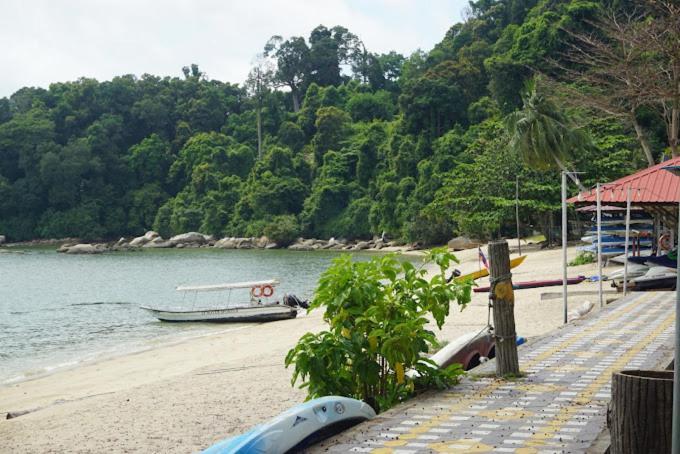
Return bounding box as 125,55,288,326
447,236,482,251
168,232,210,246
129,231,159,247
142,237,174,248
58,243,108,254
214,237,238,249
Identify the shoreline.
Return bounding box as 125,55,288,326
0,244,602,453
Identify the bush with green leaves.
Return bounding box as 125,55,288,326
263,215,301,247
285,248,472,411
568,251,595,266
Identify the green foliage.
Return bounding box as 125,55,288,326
263,215,301,246
285,249,471,410
0,10,665,244
505,77,591,171
568,252,595,266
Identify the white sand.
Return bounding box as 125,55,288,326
0,245,607,452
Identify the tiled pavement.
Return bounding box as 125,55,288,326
311,292,676,453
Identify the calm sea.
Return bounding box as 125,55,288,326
0,248,405,384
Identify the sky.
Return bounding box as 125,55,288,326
0,0,468,98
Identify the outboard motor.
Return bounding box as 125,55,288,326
283,294,310,309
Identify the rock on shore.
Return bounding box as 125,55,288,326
53,231,429,254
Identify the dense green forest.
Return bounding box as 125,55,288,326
0,0,674,243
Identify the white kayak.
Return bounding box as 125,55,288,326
202,396,376,453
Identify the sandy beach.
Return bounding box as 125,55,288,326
0,244,606,453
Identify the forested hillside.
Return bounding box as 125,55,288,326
0,0,673,243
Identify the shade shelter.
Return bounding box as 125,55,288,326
568,156,680,221
569,158,680,453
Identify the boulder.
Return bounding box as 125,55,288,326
129,236,148,247
447,236,482,251
236,238,254,249
169,232,208,246
214,237,237,249
255,236,269,248
373,240,385,250
288,242,313,251
144,231,159,241
57,243,75,253
142,238,173,248
64,243,107,254
353,241,371,250
265,242,278,249
0,235,5,245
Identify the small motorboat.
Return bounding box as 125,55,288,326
141,280,308,323
430,327,495,370
606,263,649,282
617,267,677,291
473,276,586,293
202,396,376,453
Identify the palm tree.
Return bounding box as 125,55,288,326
505,77,590,190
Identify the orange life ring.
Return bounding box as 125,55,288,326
659,234,672,251
261,285,274,298
251,286,262,298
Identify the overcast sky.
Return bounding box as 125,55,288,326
0,0,468,98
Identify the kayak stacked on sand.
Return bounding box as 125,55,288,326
577,211,654,258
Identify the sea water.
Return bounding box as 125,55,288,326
0,247,404,384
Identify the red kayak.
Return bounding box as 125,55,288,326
473,276,586,293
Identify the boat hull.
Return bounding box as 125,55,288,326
202,396,376,454
473,276,586,293
456,255,526,282
141,304,297,322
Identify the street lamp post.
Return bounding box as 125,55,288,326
661,164,680,454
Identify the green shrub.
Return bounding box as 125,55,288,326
263,215,301,246
285,248,472,411
569,251,595,266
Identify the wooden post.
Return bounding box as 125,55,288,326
488,240,520,376
609,370,674,454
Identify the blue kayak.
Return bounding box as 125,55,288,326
203,396,376,454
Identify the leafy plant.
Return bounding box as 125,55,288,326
568,251,595,266
285,248,472,411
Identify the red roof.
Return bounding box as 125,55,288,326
568,156,680,205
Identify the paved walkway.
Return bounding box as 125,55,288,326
312,292,675,453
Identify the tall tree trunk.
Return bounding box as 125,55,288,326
291,88,300,113
670,103,679,158
630,112,655,166
609,370,673,453
256,103,263,160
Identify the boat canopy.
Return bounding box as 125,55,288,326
176,279,279,292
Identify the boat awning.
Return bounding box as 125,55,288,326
176,279,279,292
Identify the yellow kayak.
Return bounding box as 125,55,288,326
455,255,527,282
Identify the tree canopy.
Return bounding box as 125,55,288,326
0,1,670,242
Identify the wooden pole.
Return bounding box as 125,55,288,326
623,186,631,296
488,240,520,376
516,176,522,256
597,183,603,307
562,171,568,324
